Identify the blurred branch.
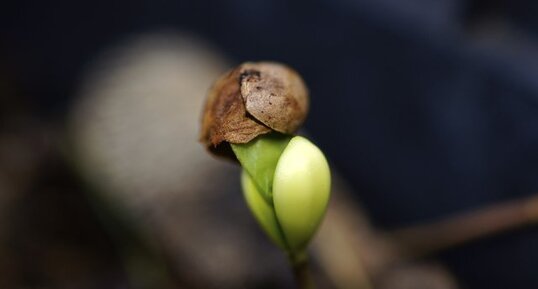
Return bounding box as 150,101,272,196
314,179,538,289
389,194,538,258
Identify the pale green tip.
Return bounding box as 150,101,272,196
273,136,331,252
239,135,331,254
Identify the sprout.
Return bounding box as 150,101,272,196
240,136,331,253
200,62,330,288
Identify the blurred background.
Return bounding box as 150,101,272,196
1,0,538,288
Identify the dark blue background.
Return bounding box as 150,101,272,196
2,0,538,288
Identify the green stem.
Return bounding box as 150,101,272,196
290,251,315,289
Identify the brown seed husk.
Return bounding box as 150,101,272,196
200,62,309,158
240,62,309,134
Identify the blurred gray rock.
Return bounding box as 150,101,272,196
69,31,292,289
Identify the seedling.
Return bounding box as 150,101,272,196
200,62,331,288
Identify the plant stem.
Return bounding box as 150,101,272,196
290,251,315,289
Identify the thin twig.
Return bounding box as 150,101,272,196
390,194,538,258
